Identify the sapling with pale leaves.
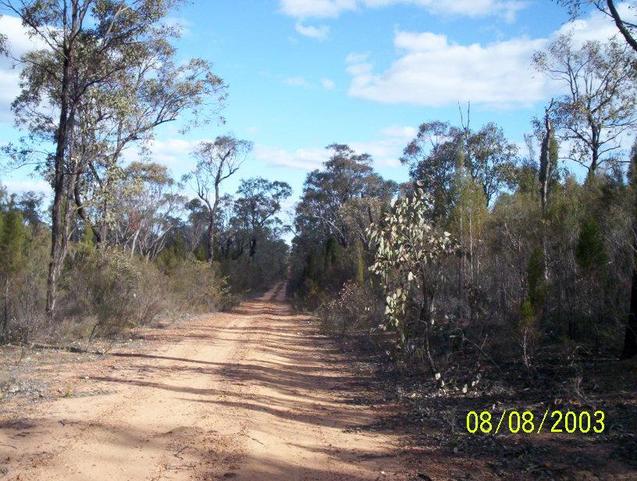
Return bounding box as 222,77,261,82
367,184,457,378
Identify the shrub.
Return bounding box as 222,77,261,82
317,281,384,337
61,248,235,339
166,259,235,313
1,230,48,342
63,248,165,336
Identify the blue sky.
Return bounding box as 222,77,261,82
0,1,635,215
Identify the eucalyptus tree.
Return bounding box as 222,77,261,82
74,54,226,248
368,186,457,377
552,3,637,359
184,198,209,255
296,144,393,247
289,144,397,301
1,0,226,315
555,2,637,360
233,177,291,258
186,136,252,263
109,162,185,260
533,35,637,178
402,121,517,212
535,101,560,284
537,101,558,218
465,123,518,206
558,1,637,52
401,122,460,219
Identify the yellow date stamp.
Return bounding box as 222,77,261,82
465,409,606,435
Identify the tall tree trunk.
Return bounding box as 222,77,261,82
249,237,257,259
46,2,82,316
206,215,215,264
588,124,600,181
539,106,553,282
539,117,552,217
74,177,102,244
46,0,83,319
99,199,108,248
589,148,599,180
419,282,438,381
46,48,74,316
130,228,141,258
206,180,221,264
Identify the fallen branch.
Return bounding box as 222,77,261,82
19,342,105,356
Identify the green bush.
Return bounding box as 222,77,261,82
576,217,608,273
62,248,235,338
63,248,164,335
1,229,48,342
166,259,235,313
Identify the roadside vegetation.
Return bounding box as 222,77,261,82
0,0,636,478
0,0,290,345
0,0,634,373
287,4,637,451
283,8,637,471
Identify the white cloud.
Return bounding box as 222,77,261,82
0,15,49,56
379,125,418,139
351,124,417,167
283,76,337,91
347,32,547,107
0,15,49,123
345,6,635,108
295,22,330,40
253,144,328,170
280,0,357,18
284,76,312,87
120,138,202,175
144,138,200,168
254,125,417,170
1,178,51,195
555,2,637,45
367,0,527,20
321,78,336,90
350,138,403,167
280,0,528,20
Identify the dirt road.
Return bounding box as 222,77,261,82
0,284,409,481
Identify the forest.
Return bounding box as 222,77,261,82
2,0,634,368
0,1,636,480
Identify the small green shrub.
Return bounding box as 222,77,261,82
61,248,235,338
166,259,235,313
576,217,608,273
63,248,164,335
